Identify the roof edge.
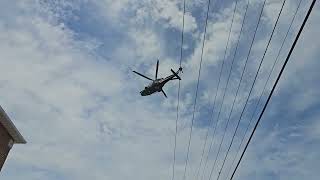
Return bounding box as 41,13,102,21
0,105,26,144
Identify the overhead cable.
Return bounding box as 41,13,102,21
225,0,303,178
172,0,186,180
182,0,213,180
214,0,287,180
199,2,250,180
194,0,240,180
206,0,268,179
229,0,317,179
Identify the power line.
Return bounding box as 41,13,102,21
179,0,186,67
172,0,186,180
182,0,213,179
206,0,268,179
225,0,303,178
194,0,240,180
229,0,317,179
214,0,287,180
199,1,250,180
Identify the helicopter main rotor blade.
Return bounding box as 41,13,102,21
133,71,153,81
155,59,159,79
161,89,167,98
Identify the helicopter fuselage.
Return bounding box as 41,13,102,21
133,60,182,98
140,75,175,96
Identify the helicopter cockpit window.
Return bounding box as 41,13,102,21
148,82,154,86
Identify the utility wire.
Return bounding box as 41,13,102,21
194,0,239,179
172,0,186,180
215,0,287,180
199,1,250,180
206,0,267,179
179,0,186,67
182,0,212,179
225,0,303,178
229,0,317,179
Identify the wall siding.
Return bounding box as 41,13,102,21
0,122,11,172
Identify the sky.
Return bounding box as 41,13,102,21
0,0,319,180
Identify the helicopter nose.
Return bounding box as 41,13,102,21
140,90,146,96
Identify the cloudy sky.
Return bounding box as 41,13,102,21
0,0,319,179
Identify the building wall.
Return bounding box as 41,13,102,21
0,122,12,171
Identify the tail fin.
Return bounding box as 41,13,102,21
171,69,181,80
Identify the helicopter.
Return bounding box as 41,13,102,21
133,60,183,98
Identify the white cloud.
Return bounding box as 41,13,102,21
95,0,197,32
0,0,319,180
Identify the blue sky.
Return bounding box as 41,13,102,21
0,0,319,180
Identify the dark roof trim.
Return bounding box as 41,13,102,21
0,105,26,144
